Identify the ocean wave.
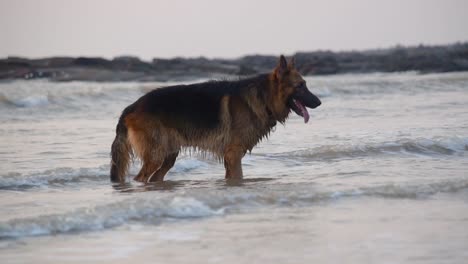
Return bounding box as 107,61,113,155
0,81,147,109
0,91,130,109
1,72,466,111
357,179,468,198
0,196,224,239
0,159,208,189
306,71,468,97
272,136,468,160
0,166,109,189
0,137,465,189
0,94,50,108
1,179,467,239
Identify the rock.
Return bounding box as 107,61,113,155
0,43,467,82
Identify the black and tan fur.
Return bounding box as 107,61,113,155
110,55,321,183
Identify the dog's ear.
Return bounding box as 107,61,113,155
288,57,296,69
275,55,288,79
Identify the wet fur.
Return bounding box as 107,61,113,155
110,56,309,183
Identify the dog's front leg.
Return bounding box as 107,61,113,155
224,145,245,180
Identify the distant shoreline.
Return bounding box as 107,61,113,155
1,43,467,82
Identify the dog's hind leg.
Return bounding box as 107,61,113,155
134,155,164,183
147,151,179,182
128,128,163,183
224,145,245,180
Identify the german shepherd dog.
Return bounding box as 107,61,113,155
110,55,321,183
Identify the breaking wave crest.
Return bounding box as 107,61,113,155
1,179,468,239
273,137,468,160
0,93,50,108
0,82,148,109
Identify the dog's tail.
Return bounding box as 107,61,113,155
110,108,133,183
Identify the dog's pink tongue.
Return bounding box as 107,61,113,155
296,100,310,123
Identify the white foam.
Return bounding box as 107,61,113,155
166,197,224,217
171,159,208,173
0,93,50,108
13,95,49,107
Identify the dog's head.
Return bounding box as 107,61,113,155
273,55,321,123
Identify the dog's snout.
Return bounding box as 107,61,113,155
314,96,322,108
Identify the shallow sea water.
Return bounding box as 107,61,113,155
1,72,468,263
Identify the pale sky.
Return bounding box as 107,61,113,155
1,0,467,60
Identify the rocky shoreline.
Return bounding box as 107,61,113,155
1,43,467,82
